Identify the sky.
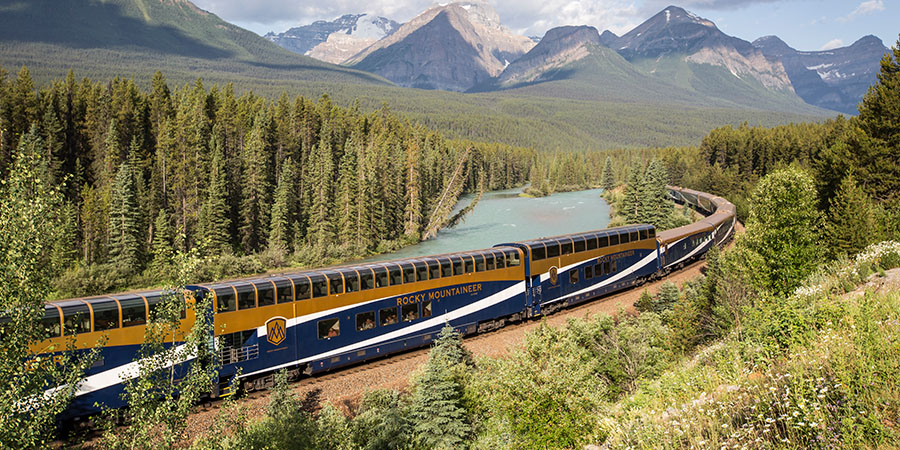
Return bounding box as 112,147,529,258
191,0,897,52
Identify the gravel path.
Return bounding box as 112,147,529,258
184,225,744,440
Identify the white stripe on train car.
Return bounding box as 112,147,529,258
241,281,526,378
542,250,659,306
667,234,714,268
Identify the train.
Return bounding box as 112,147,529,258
32,185,736,419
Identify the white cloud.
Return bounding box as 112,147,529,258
820,38,843,50
838,0,885,22
193,0,643,37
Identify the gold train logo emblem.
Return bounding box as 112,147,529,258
266,317,287,346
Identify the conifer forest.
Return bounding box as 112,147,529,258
0,67,537,297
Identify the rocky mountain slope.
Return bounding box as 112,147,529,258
753,35,888,114
495,25,602,87
264,14,400,64
0,0,386,86
347,0,535,91
603,6,792,92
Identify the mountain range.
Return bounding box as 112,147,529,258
0,0,863,152
266,3,886,114
264,14,400,64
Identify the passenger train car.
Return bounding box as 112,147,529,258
34,186,735,419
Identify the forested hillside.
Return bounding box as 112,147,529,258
0,67,535,297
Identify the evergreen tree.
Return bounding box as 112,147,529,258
620,162,645,224
148,209,174,280
855,35,900,200
51,200,80,271
641,158,673,229
403,139,423,239
199,132,232,256
825,172,880,258
109,160,142,275
410,324,473,449
307,122,335,252
238,121,272,253
601,156,615,191
268,158,297,254
335,137,360,247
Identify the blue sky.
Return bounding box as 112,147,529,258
193,0,897,51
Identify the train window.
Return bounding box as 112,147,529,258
631,231,639,242
62,303,91,335
639,229,648,241
344,273,360,293
318,318,340,339
403,264,416,284
373,267,389,288
41,307,61,338
312,279,328,298
585,266,593,279
356,311,376,331
257,284,276,307
620,232,630,244
416,264,428,282
92,300,119,331
147,295,165,319
360,272,375,290
464,258,474,273
598,235,609,247
428,261,441,279
595,263,603,276
328,274,344,295
586,237,598,251
649,228,656,239
546,243,560,258
612,260,618,272
531,245,546,261
221,330,255,350
475,255,485,272
389,267,403,286
402,303,419,322
609,234,619,246
441,260,452,277
574,238,586,253
120,298,146,327
603,261,611,274
495,252,506,268
569,270,579,284
505,250,521,267
276,283,293,304
380,307,398,326
561,241,573,255
238,288,256,310
216,289,236,313
453,259,463,276
295,279,311,300
485,254,495,271
423,301,433,318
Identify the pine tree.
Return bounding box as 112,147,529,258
109,160,142,275
620,162,645,224
403,139,423,239
307,122,335,252
199,132,232,256
641,158,673,229
601,156,615,191
854,35,900,200
51,200,80,271
825,172,879,258
268,158,297,254
410,325,473,449
148,209,174,280
335,137,360,247
239,121,272,253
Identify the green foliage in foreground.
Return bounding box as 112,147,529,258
0,146,100,449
